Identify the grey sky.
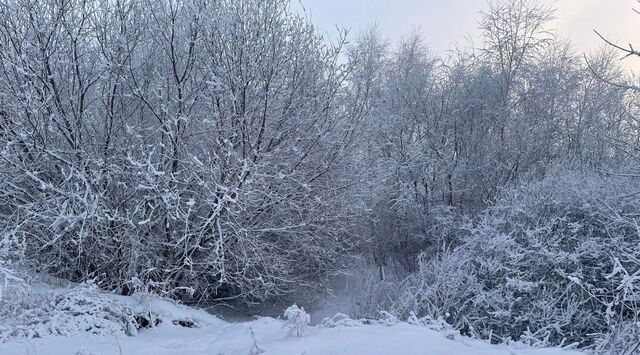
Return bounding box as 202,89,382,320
295,0,639,70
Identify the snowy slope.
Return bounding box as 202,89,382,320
0,292,584,355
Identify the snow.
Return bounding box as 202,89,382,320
0,289,584,355
0,318,585,355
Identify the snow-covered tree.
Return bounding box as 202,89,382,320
0,0,369,302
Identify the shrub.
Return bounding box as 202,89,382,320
284,304,310,337
387,167,640,347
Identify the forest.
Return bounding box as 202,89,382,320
0,0,640,353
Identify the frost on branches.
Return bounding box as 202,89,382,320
0,0,365,303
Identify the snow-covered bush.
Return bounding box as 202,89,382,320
0,264,28,328
0,0,366,305
319,310,458,341
320,313,365,328
381,167,640,347
594,321,640,355
404,251,481,324
0,282,133,340
248,326,265,355
0,265,25,303
284,304,310,337
0,280,218,342
349,268,409,320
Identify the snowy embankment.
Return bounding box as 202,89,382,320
0,284,583,355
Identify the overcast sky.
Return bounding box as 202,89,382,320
295,0,639,70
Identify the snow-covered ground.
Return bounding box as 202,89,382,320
0,286,584,355
0,319,586,355
0,318,586,355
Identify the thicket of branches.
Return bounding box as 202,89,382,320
0,0,371,302
348,0,640,350
395,167,640,348
1,0,640,350
357,0,637,275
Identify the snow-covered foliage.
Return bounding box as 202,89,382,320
1,282,133,340
0,280,214,342
283,304,310,337
595,321,640,355
370,167,640,349
0,265,24,302
320,313,364,328
0,264,28,332
0,0,367,303
352,0,635,285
